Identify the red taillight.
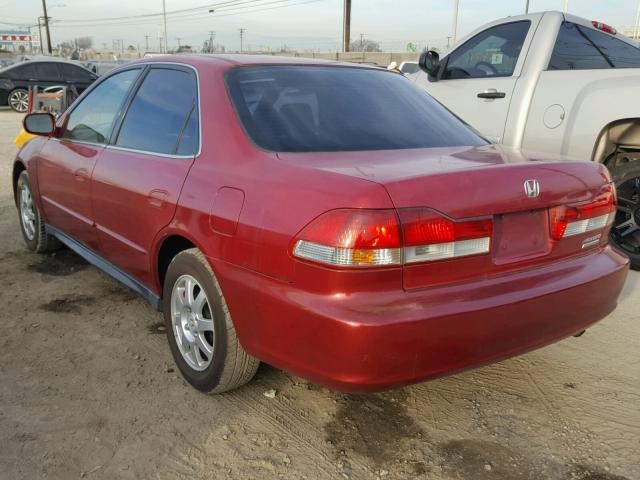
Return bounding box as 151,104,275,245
399,209,492,263
592,21,617,35
291,209,402,267
400,209,492,246
291,208,493,268
549,185,616,241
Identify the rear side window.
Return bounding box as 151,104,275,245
63,69,140,144
116,68,198,155
549,22,640,70
442,21,531,79
59,64,93,82
226,66,486,152
35,62,61,80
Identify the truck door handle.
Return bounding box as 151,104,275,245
477,90,506,99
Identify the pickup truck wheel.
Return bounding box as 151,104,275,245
16,171,60,253
163,248,259,393
610,162,640,270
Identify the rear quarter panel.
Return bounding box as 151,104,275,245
522,70,640,161
160,62,394,286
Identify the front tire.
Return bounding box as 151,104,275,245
16,171,60,253
163,248,259,393
8,88,28,113
609,162,640,270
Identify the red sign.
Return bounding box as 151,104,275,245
0,33,32,43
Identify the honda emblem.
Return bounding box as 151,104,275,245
524,179,540,198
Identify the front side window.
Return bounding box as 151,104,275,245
62,68,140,144
549,22,640,70
442,21,531,79
8,63,36,80
226,66,486,152
115,68,198,155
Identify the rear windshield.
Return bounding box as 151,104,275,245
225,66,487,152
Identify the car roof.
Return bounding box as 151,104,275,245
0,58,94,73
125,54,385,71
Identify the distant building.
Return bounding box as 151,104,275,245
0,30,37,52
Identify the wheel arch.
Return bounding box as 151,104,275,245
592,118,640,165
12,161,26,207
153,227,217,295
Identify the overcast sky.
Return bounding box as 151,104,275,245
1,0,639,52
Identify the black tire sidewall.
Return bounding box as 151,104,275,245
162,252,229,392
610,162,640,268
16,172,40,251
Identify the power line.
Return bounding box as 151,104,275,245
50,0,319,28
55,0,277,23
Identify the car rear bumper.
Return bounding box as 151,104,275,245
212,246,629,392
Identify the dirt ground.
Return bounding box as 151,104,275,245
0,109,638,480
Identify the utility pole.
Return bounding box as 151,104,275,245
144,34,150,51
360,33,365,52
343,0,351,52
162,0,168,53
239,27,246,53
525,0,530,13
37,17,44,54
634,0,640,41
41,0,52,54
452,0,459,46
446,36,452,48
208,30,216,53
176,37,181,49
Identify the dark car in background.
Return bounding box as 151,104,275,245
0,60,98,112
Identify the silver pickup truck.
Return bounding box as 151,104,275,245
412,10,640,269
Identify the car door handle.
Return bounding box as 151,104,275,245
148,189,168,208
477,90,506,99
74,168,89,182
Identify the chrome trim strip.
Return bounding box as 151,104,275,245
104,144,195,159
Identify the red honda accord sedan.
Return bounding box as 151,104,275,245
13,55,628,393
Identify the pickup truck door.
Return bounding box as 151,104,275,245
415,18,538,143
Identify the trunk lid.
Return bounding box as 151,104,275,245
278,145,612,289
279,145,606,217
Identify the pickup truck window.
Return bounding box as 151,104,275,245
549,21,640,70
442,21,530,80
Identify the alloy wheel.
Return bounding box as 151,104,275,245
9,90,28,112
611,176,640,255
19,182,37,241
170,274,215,371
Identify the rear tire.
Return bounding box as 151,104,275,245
609,161,640,270
163,248,259,393
16,171,61,253
8,88,28,113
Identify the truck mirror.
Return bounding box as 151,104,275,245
419,50,440,77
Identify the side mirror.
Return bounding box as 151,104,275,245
419,50,440,77
23,112,55,136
